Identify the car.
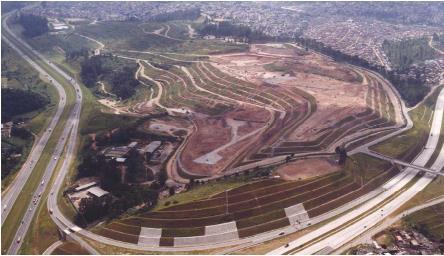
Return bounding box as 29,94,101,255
17,237,21,243
285,244,289,248
41,180,45,185
38,192,42,197
49,208,53,214
279,232,285,236
54,157,57,160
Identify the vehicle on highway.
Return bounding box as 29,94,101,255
54,157,57,160
16,237,21,243
41,180,45,185
49,208,53,214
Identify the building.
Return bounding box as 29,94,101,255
1,122,13,138
87,186,110,199
139,141,162,160
74,181,97,192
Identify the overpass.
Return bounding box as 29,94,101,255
363,149,443,176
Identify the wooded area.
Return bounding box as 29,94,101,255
17,13,48,38
1,88,49,122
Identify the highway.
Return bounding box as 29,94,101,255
1,12,90,254
268,87,444,255
1,28,67,226
335,195,444,254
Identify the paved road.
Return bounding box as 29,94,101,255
334,195,444,254
1,11,89,254
363,149,443,175
1,27,67,226
268,88,444,255
42,241,63,255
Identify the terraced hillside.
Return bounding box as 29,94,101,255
93,160,398,247
107,43,403,178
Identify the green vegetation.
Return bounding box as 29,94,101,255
52,241,90,255
76,21,181,50
80,55,139,99
404,203,444,240
153,177,254,211
382,37,438,69
149,8,200,22
1,41,58,189
17,13,48,38
1,20,77,252
372,85,443,159
197,21,270,43
1,88,49,121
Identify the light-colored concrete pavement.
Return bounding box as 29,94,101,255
334,195,444,254
268,88,444,255
42,241,63,255
363,149,443,175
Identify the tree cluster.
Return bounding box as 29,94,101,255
382,38,438,69
198,21,270,43
150,8,201,22
1,88,49,122
66,47,90,62
18,13,48,38
80,55,140,99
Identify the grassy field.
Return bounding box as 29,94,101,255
372,85,443,159
153,177,256,211
51,241,91,255
403,202,444,240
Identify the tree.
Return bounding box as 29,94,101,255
18,13,48,38
168,187,175,196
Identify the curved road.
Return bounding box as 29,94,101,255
268,88,444,255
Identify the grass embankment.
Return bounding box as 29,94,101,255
403,202,444,240
371,85,443,160
1,42,59,191
51,241,91,255
153,177,256,211
0,26,76,253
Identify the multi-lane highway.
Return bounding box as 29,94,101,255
1,12,86,254
1,28,67,226
268,87,444,255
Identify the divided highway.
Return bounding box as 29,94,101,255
1,29,67,226
1,12,86,254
